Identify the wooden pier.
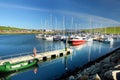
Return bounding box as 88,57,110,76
0,48,73,65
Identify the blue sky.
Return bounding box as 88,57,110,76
0,0,120,29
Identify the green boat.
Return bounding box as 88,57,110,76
0,59,38,73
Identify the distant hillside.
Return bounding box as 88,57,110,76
0,26,40,34
82,26,120,34
0,26,25,30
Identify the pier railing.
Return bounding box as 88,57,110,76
0,47,64,60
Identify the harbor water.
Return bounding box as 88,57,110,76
0,34,120,80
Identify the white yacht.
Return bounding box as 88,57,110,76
35,34,44,39
43,35,53,41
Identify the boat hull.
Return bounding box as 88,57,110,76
68,40,86,45
0,59,38,73
68,40,85,46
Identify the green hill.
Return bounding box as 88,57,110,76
0,26,24,30
82,26,120,34
0,26,40,34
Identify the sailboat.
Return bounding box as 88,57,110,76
86,17,93,42
35,20,44,39
53,17,62,41
42,16,53,41
35,34,44,39
53,16,66,41
67,17,86,46
43,34,53,41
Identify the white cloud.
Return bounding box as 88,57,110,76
0,3,51,12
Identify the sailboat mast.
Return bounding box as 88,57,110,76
40,19,43,34
63,16,68,51
62,16,65,36
90,17,92,33
71,16,73,35
55,16,58,34
50,14,53,51
50,14,52,31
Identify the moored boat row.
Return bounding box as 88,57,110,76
35,34,66,41
35,33,120,46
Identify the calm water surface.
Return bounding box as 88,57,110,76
0,34,120,80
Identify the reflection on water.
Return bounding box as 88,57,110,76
63,56,68,71
34,67,38,74
0,54,71,80
110,41,114,48
0,64,39,80
0,34,120,80
88,42,92,62
71,42,86,51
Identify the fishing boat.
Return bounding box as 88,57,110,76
0,59,38,73
68,36,86,45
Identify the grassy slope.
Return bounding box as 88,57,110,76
0,26,120,34
0,26,24,30
82,26,120,34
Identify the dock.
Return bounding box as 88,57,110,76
0,48,73,65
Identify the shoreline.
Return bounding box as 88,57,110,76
0,33,38,34
58,47,120,80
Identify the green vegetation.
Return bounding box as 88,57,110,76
0,26,24,30
0,26,120,34
0,26,30,34
0,26,58,34
81,26,120,34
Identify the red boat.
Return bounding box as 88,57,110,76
68,36,86,46
72,41,85,46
